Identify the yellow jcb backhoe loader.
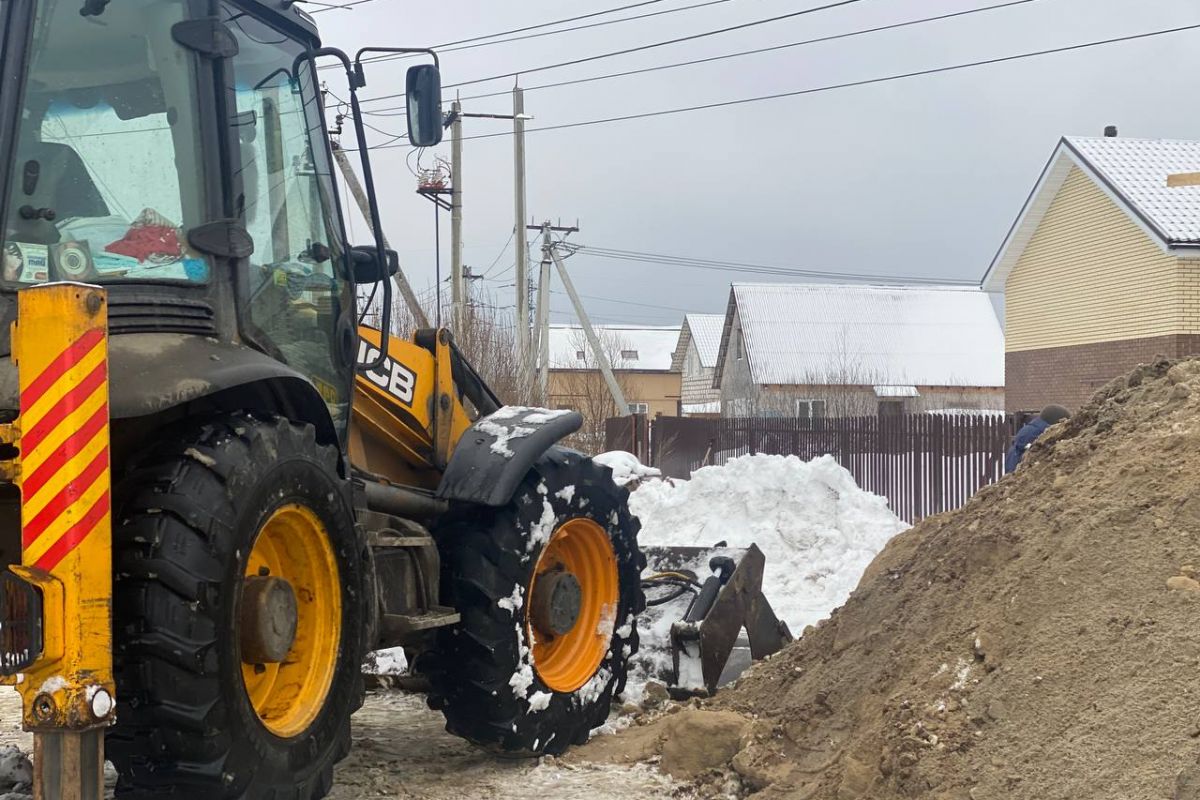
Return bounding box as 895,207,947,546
0,2,794,798
0,2,648,797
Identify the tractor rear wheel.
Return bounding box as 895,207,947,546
106,413,367,799
426,449,645,755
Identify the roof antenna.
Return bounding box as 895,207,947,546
1104,125,1118,138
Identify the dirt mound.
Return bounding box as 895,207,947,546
583,356,1200,799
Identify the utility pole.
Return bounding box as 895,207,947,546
449,100,464,332
528,221,581,406
547,232,628,415
533,224,552,404
443,102,532,336
513,87,530,380
332,143,429,329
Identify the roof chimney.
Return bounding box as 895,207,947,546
1104,125,1118,137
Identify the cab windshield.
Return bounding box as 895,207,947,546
2,0,207,286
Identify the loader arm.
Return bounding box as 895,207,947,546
350,325,475,485
349,324,583,505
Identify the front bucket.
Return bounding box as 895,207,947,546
638,544,793,697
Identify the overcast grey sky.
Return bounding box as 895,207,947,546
314,0,1200,326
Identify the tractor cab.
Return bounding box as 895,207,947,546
0,0,436,448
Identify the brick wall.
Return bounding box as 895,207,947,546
1007,334,1200,411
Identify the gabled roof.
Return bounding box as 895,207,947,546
983,136,1200,292
713,283,1004,389
547,324,681,371
671,313,724,371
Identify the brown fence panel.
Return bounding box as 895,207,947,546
652,416,718,479
603,414,651,463
614,412,1019,524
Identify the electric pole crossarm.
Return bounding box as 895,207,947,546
549,244,628,415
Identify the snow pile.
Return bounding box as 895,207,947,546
594,451,661,487
0,745,31,798
363,647,407,675
632,453,909,632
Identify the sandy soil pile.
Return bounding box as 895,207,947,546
581,356,1200,799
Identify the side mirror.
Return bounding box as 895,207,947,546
406,64,443,148
351,246,400,284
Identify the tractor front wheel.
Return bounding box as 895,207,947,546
107,413,367,799
426,449,645,755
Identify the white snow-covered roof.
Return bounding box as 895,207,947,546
684,314,724,368
715,283,1004,388
1069,136,1200,242
547,324,681,371
874,385,920,398
672,313,725,371
984,136,1200,291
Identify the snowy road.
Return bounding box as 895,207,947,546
0,688,677,799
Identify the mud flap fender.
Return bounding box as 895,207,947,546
436,407,583,506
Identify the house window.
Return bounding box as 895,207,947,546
621,350,639,361
795,399,827,419
735,330,744,360
628,402,649,414
575,350,586,360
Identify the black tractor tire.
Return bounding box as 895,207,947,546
425,448,645,756
106,413,367,799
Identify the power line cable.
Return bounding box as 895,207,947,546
573,245,971,284
415,0,1037,108
441,0,869,90
351,20,1200,151
440,0,734,54
551,288,702,314
323,0,677,70
355,0,737,75
548,306,678,323
482,231,517,278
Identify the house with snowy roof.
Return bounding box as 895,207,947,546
983,134,1200,411
713,283,1004,418
546,323,681,419
670,313,724,416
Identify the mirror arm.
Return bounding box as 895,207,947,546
299,46,392,373
353,47,440,73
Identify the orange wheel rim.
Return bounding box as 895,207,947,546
526,517,619,693
240,504,341,738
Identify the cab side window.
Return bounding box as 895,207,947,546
226,7,353,429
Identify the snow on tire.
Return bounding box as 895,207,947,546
425,448,645,756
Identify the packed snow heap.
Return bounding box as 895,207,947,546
631,453,909,631
580,356,1200,800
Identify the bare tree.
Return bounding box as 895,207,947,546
383,282,536,408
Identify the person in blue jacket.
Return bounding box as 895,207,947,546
1005,404,1070,473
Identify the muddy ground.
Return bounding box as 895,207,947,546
0,687,678,799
